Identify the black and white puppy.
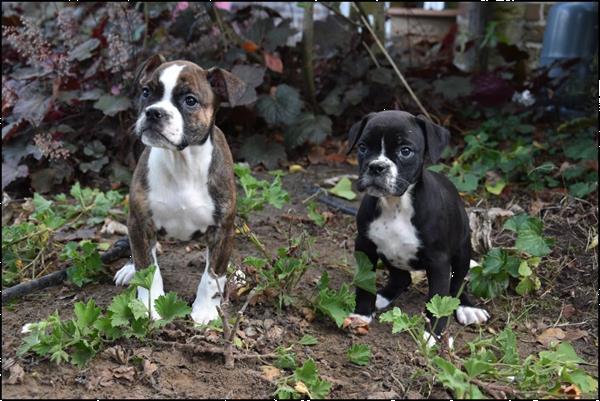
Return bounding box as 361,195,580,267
346,110,489,344
113,55,245,324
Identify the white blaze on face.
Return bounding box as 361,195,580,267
136,64,186,145
367,137,398,196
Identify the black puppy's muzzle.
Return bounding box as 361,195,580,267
367,160,389,175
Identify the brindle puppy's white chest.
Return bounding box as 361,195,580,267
147,141,215,241
367,188,421,270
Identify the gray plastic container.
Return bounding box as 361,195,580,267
540,2,598,77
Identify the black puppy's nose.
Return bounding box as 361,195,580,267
368,161,389,175
145,108,165,120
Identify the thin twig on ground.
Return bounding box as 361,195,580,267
352,2,436,123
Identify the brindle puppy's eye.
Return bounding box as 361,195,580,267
358,143,368,154
400,146,413,157
185,96,198,107
142,87,150,98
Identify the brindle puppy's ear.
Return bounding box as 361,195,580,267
415,114,450,164
207,68,247,108
346,112,376,155
133,54,166,86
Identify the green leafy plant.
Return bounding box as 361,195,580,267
306,201,326,227
242,232,313,309
234,163,289,219
2,183,126,287
61,240,104,287
379,296,597,398
352,251,376,295
19,266,191,367
347,343,371,366
312,271,356,327
298,334,319,346
470,214,553,299
274,358,332,399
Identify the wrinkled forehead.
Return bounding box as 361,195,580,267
143,61,212,92
363,111,424,148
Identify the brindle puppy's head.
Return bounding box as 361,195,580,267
133,55,246,151
346,110,450,197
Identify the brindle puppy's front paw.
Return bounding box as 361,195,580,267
114,262,136,286
190,302,220,325
342,313,372,335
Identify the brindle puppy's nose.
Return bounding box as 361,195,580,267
368,160,389,175
145,108,165,120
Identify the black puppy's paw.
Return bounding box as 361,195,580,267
343,313,373,335
455,306,490,325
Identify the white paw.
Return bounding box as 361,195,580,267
114,262,136,286
347,313,373,325
21,323,34,334
190,302,221,325
423,331,437,348
375,293,392,310
456,306,490,326
422,331,454,349
469,259,481,268
191,268,226,324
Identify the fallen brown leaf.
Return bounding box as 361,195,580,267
104,345,129,364
142,359,158,378
300,307,316,323
261,365,281,382
562,304,576,319
112,366,135,382
564,329,589,342
6,363,25,385
529,198,547,215
559,383,582,399
294,381,310,395
342,316,370,335
87,368,115,389
536,327,565,347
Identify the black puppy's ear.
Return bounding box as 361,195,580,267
415,114,450,164
207,67,247,108
346,113,375,155
134,54,166,85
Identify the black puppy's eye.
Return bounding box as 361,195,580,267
142,87,150,98
185,96,198,107
400,146,413,157
358,144,367,154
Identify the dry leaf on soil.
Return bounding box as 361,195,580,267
112,366,135,382
562,304,576,319
261,365,281,382
559,383,582,399
536,327,565,347
6,363,25,385
294,381,310,395
142,359,158,378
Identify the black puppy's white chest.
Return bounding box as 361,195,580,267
366,189,422,270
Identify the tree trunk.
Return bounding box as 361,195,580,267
301,3,317,108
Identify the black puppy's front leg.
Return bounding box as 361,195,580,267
352,234,379,320
424,252,452,339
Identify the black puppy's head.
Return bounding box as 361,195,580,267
346,110,449,197
132,54,246,151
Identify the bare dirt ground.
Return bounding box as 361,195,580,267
2,164,598,398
